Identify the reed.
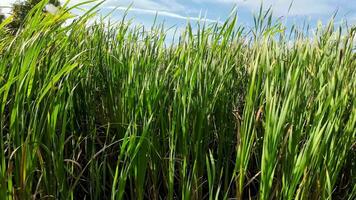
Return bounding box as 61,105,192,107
0,1,355,199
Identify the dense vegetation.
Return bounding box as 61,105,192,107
0,1,355,199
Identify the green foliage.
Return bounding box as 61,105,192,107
0,1,355,199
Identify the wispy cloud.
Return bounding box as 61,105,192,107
106,6,221,23
103,0,185,12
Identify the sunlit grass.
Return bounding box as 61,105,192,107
0,1,355,199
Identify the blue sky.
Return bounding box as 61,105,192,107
1,0,356,29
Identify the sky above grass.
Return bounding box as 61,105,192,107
1,0,356,30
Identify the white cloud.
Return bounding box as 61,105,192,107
66,0,218,23
45,3,59,14
103,0,185,12
0,0,13,15
107,6,221,23
0,0,14,7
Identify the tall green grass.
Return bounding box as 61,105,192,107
0,1,355,199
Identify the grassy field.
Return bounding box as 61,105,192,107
0,1,355,199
